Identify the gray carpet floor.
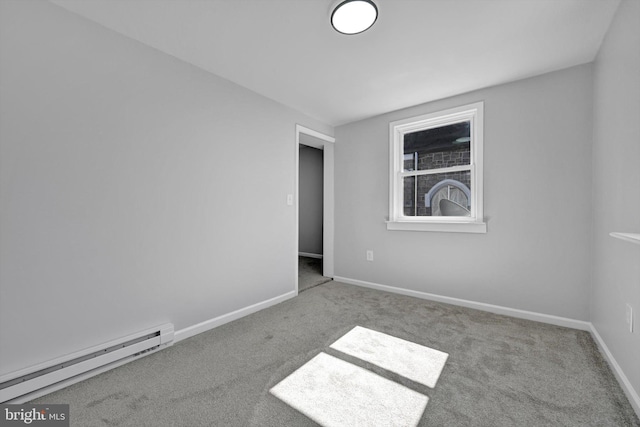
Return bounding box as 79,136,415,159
33,281,639,426
298,256,331,292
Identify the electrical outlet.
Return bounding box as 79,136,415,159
626,304,633,333
366,250,373,261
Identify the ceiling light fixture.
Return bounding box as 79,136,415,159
331,0,378,35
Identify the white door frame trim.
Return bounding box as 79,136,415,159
295,124,335,293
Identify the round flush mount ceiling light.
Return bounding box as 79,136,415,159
331,0,378,35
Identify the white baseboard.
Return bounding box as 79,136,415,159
334,275,640,418
299,252,323,259
333,276,591,331
589,324,640,417
6,292,296,403
174,290,297,342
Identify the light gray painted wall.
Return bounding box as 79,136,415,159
0,0,332,376
335,64,593,321
299,145,323,255
591,0,640,401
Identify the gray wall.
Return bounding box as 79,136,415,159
0,0,332,376
591,0,640,401
335,64,594,321
299,145,323,255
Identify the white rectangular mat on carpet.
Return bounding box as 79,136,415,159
330,326,448,388
270,352,428,427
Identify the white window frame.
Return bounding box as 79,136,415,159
387,102,486,233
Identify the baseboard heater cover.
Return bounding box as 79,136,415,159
0,323,174,403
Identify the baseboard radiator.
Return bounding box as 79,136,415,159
0,323,174,403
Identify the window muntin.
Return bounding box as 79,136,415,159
388,102,485,232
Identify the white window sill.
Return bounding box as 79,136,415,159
386,220,487,233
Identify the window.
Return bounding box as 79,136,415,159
387,102,486,233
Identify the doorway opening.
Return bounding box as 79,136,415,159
295,125,335,293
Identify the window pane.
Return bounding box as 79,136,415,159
403,171,471,217
403,121,470,171
403,153,417,172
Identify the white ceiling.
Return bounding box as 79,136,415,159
49,0,620,127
